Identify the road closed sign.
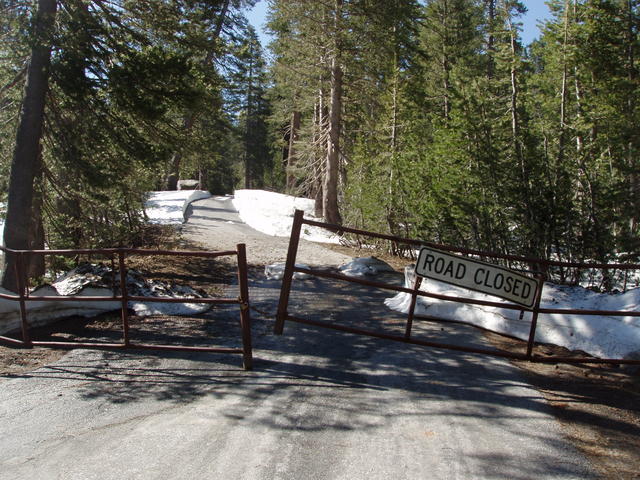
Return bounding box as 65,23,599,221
415,247,538,308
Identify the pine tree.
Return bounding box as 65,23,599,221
2,0,56,292
226,25,271,189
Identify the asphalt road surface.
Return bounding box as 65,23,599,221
0,196,596,479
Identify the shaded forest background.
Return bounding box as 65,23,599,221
1,0,639,290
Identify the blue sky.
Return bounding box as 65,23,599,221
246,1,552,47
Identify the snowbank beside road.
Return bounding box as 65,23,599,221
145,190,211,225
232,189,339,243
384,265,640,360
0,264,211,336
0,286,120,335
0,190,214,335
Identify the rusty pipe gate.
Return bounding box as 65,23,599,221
275,210,640,366
0,244,253,370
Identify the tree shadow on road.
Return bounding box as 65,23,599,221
5,272,637,479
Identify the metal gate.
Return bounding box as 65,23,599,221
0,244,252,370
275,210,640,366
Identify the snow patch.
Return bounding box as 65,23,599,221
385,265,640,360
144,190,211,225
0,264,211,335
338,257,396,277
0,285,120,335
265,262,312,281
232,189,340,243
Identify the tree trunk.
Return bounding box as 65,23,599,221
28,157,46,279
313,93,326,217
558,0,570,166
485,0,495,78
441,0,451,120
624,0,639,236
2,0,56,293
286,110,301,191
244,47,255,190
324,55,343,225
323,0,343,225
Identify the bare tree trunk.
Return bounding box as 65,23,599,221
624,0,639,235
244,46,255,190
313,92,326,217
504,5,531,217
485,0,495,79
323,0,343,225
324,55,343,225
2,0,56,293
28,157,46,279
387,55,399,240
558,0,570,166
286,110,301,191
441,0,451,120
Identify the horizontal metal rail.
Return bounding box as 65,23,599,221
302,218,640,271
275,210,640,366
0,244,253,370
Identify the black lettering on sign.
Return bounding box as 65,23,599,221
415,247,538,308
421,253,435,273
512,279,522,297
505,276,513,293
443,261,454,277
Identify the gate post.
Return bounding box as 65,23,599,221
16,252,31,346
274,209,304,334
404,275,423,339
118,250,130,347
236,243,253,370
526,267,547,359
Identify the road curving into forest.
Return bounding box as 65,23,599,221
0,196,596,480
182,194,352,267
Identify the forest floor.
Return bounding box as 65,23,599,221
1,227,639,479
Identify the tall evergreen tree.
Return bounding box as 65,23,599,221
2,0,56,292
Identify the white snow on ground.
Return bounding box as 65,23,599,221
264,263,312,280
338,256,396,277
0,286,121,334
383,265,640,360
232,189,340,243
144,190,211,224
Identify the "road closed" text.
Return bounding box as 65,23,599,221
415,248,538,308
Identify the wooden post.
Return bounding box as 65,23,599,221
274,210,304,334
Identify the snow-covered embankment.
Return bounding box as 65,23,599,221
0,190,212,335
385,265,640,360
232,189,339,243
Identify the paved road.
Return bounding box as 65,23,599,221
182,195,352,267
0,197,596,479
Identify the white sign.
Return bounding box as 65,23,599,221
415,247,538,308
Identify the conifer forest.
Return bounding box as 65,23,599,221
1,0,639,289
